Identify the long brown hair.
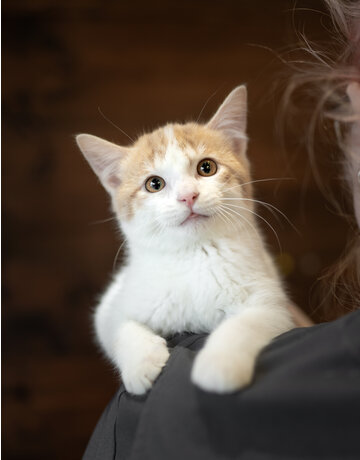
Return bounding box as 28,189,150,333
283,0,360,319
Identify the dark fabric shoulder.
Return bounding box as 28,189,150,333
83,310,360,460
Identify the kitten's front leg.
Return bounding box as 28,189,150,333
191,307,293,393
114,320,170,395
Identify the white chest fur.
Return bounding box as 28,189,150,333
101,234,279,338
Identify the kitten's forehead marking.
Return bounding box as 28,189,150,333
164,124,175,145
153,125,196,173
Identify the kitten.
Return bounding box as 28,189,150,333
76,86,294,395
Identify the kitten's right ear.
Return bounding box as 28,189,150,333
76,134,129,193
207,85,248,156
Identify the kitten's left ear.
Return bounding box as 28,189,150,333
207,85,248,155
76,134,129,194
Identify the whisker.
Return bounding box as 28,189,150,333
145,218,164,247
222,177,295,193
220,206,253,238
221,175,237,191
222,197,281,223
217,206,239,233
216,209,230,229
89,216,117,225
112,238,128,273
221,203,282,251
196,89,219,123
222,197,301,236
219,204,260,240
98,106,135,143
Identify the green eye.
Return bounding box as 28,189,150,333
145,176,166,193
197,159,217,177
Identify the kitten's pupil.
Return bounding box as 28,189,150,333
201,161,211,174
151,178,161,190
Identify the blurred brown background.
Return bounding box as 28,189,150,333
3,1,348,459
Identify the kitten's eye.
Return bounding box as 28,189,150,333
145,176,166,193
197,159,217,177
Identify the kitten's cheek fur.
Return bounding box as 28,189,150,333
121,337,170,395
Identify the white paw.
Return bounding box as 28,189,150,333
121,336,170,395
191,345,254,393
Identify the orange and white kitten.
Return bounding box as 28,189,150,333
76,86,294,395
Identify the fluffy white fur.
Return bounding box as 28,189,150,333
76,86,294,395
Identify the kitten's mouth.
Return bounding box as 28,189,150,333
181,212,208,225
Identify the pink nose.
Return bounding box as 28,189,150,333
178,192,199,208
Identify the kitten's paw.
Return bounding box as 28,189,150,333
122,336,170,395
191,345,254,393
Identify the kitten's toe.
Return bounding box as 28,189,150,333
122,369,152,395
191,346,254,393
122,337,170,395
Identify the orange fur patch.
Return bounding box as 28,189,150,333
114,122,252,219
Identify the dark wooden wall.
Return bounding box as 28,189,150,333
3,1,348,459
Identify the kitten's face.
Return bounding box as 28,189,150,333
116,123,252,245
76,86,253,248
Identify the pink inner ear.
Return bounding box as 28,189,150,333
230,137,247,154
108,175,121,188
76,134,129,193
207,86,248,143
